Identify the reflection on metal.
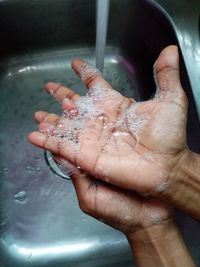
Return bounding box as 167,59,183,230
15,242,94,257
0,0,200,266
45,151,71,180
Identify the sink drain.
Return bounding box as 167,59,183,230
44,151,71,180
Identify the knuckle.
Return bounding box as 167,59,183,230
78,192,94,215
66,91,76,100
85,74,98,87
79,198,91,214
44,113,54,121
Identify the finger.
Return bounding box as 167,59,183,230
52,155,80,176
71,172,143,231
28,129,76,162
53,155,67,164
28,132,59,154
34,111,60,124
62,98,79,116
45,82,80,102
72,172,93,201
154,45,186,101
72,172,108,218
93,152,167,195
71,59,113,91
34,108,80,135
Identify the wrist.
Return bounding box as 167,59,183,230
158,149,200,220
126,219,195,267
126,217,174,245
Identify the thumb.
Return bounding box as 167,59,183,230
154,45,186,102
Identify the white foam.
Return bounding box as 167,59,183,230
46,69,151,166
79,63,102,81
52,91,149,154
121,103,148,136
112,131,129,137
156,181,169,193
75,95,101,118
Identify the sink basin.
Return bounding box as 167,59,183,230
0,0,200,266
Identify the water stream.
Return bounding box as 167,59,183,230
95,0,110,73
45,0,111,179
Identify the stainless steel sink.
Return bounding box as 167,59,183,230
0,0,200,266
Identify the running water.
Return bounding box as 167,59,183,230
95,0,110,73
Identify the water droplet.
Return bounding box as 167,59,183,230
14,191,28,204
104,177,109,183
34,155,40,160
28,253,33,262
156,181,168,193
3,167,9,174
49,89,55,96
36,166,41,172
112,131,129,137
124,215,131,221
25,166,31,171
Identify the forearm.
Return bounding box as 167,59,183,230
160,150,200,220
127,220,196,267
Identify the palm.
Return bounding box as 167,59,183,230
72,92,187,193
29,45,188,195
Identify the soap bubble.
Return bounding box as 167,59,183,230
156,181,169,193
79,62,102,81
42,74,151,167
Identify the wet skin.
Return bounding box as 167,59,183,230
28,46,196,266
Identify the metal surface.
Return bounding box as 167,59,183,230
0,0,200,266
154,0,200,118
45,151,71,180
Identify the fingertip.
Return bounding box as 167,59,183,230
45,81,56,88
45,82,60,95
156,45,179,71
28,132,46,147
71,58,86,75
71,58,85,68
62,98,75,109
34,111,47,122
160,45,178,55
44,82,53,92
153,45,185,97
71,58,111,91
38,121,54,132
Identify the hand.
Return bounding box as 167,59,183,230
63,163,172,235
51,159,177,267
28,46,196,267
28,79,172,236
29,45,188,195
